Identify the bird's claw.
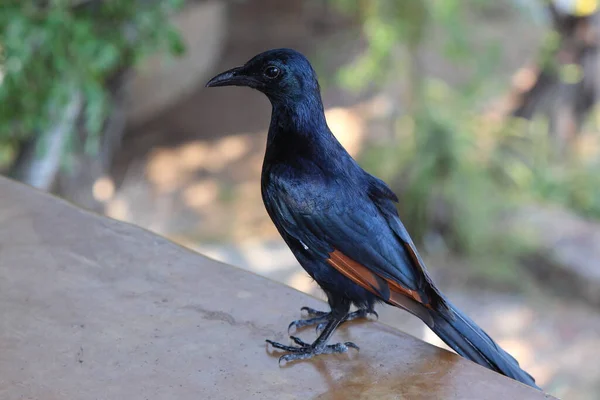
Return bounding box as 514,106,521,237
287,314,330,334
363,309,379,321
300,307,328,318
288,306,377,334
266,337,359,364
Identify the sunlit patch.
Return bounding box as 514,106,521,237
325,107,365,156
178,141,210,171
497,338,534,366
287,271,319,294
247,154,265,175
256,219,280,238
525,364,554,388
575,133,599,161
512,66,538,92
229,180,269,241
92,176,115,202
240,240,297,274
213,135,250,164
187,135,252,173
182,180,219,210
195,240,298,276
168,234,195,249
365,94,394,118
146,148,189,193
105,197,130,221
491,307,534,336
176,136,250,173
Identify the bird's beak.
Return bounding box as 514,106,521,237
205,66,248,88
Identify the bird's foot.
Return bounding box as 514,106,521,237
288,306,378,334
266,336,359,364
343,308,378,324
287,307,329,333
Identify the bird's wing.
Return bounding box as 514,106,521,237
268,176,445,318
367,176,449,312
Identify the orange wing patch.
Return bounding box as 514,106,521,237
327,250,385,295
327,249,426,306
386,279,424,304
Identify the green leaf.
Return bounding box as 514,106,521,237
166,28,185,56
0,1,185,167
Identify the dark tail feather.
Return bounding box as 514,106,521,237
429,299,540,390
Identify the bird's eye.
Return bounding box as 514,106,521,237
263,66,281,79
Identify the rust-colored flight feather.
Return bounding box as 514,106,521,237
386,279,424,304
327,249,426,306
327,249,434,326
327,250,385,295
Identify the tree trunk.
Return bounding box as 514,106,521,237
54,69,132,211
9,90,83,191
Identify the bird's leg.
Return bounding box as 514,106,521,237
288,306,378,334
267,300,359,364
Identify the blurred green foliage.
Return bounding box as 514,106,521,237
498,116,600,218
534,159,600,217
0,0,184,169
331,0,599,283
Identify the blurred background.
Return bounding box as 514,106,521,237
1,0,599,398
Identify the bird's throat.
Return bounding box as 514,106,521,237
270,95,327,132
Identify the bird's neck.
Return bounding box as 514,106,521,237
265,101,332,167
270,93,326,132
263,95,356,176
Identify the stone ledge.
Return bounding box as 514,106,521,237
0,177,553,399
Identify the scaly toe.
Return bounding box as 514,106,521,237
266,339,305,353
324,341,360,354
288,315,330,334
344,341,360,351
300,306,328,318
279,351,314,364
290,336,311,347
315,321,328,334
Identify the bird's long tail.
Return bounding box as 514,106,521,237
428,298,539,390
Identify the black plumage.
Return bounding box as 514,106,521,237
206,48,539,389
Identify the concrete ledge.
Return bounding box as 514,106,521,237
0,177,553,399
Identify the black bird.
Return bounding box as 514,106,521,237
206,48,539,389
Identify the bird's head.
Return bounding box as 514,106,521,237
205,48,321,106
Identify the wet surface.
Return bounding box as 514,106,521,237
0,177,554,399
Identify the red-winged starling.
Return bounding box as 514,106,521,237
205,48,539,390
